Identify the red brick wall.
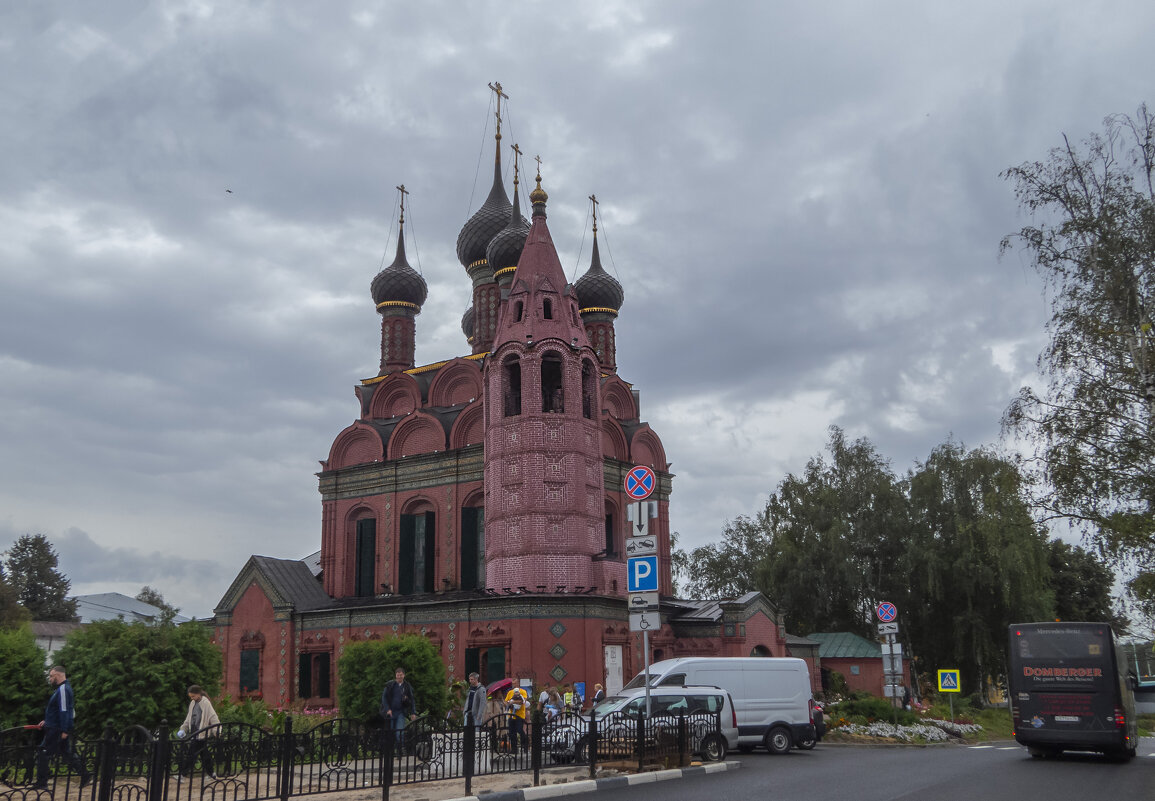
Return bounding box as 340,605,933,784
216,583,294,706
823,656,912,697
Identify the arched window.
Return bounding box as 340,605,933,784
541,354,563,413
503,357,521,417
543,298,553,320
515,301,524,322
399,508,435,594
582,360,597,419
461,505,485,590
354,517,376,597
604,500,617,557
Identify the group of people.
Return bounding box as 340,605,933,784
35,661,604,787
32,665,218,788
460,671,606,753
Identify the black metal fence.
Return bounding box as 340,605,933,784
0,708,722,801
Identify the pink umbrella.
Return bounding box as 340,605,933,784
487,677,515,697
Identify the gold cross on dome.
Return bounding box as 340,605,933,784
396,184,408,222
511,143,522,181
488,82,509,136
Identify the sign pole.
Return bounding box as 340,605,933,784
890,633,899,727
643,629,651,719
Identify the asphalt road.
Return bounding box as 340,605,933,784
587,740,1155,801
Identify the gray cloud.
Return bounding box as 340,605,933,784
2,1,1152,616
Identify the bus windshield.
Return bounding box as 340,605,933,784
1010,624,1112,692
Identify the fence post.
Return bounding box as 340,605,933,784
96,725,116,801
677,714,687,768
587,712,597,780
716,708,722,761
463,719,475,797
379,724,393,801
278,715,294,801
148,721,169,801
530,709,542,787
635,714,645,773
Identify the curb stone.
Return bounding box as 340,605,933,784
442,762,740,801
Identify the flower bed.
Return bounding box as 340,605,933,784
827,717,984,744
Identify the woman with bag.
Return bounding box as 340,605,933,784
177,685,220,780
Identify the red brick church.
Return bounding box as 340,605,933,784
211,94,789,708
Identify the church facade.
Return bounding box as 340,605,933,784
211,100,789,708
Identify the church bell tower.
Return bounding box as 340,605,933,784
482,168,607,591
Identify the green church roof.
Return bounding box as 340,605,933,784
809,631,882,659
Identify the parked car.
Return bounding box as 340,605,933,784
572,685,738,762
796,700,825,750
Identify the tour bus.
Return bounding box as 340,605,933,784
1007,622,1138,760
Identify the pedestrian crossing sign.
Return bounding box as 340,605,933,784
937,669,961,693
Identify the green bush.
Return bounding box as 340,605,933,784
55,619,221,738
0,625,47,728
336,635,448,723
215,696,285,732
823,669,849,699
212,696,340,733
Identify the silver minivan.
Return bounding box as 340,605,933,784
586,685,739,761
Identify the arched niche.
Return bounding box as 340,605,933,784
601,419,629,461
367,372,421,420
449,401,485,449
539,348,566,413
387,412,447,459
428,359,483,408
600,376,637,421
628,424,667,470
325,423,385,469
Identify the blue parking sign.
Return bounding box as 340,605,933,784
627,555,659,592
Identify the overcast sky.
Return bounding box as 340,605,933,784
2,2,1153,619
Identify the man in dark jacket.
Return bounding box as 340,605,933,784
464,672,486,727
36,666,90,789
380,668,417,747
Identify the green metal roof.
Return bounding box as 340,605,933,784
809,631,882,659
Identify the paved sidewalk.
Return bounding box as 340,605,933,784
317,762,739,801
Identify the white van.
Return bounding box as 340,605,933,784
622,657,815,753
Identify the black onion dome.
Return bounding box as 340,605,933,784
371,233,428,308
461,305,475,340
485,182,531,275
456,156,512,270
574,234,623,311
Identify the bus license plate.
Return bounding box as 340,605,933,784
1054,715,1079,722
